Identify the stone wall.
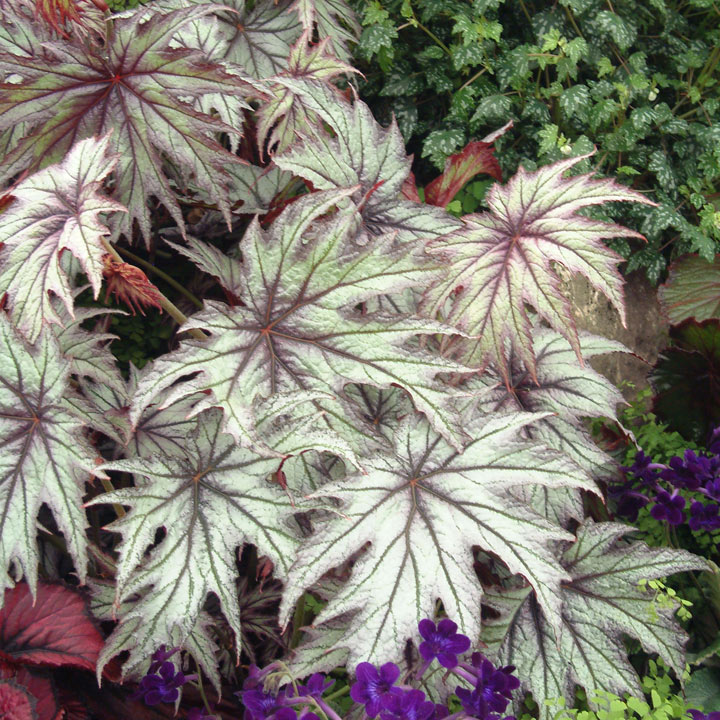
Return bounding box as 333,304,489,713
558,267,669,401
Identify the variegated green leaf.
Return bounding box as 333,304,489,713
165,236,244,299
420,154,655,378
0,314,98,602
483,521,708,720
52,300,126,395
476,329,626,475
274,79,462,243
131,189,469,449
0,135,123,342
218,0,302,79
279,412,595,667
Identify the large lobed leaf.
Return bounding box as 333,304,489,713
0,314,98,601
273,79,461,243
279,412,594,668
0,135,123,342
0,4,265,242
482,521,708,720
131,189,469,449
89,403,329,678
420,155,655,379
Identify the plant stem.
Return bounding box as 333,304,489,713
457,67,487,93
194,656,213,714
324,685,350,703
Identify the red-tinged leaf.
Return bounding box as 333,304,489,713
400,171,420,203
424,140,501,207
658,254,720,325
34,0,82,37
0,583,103,672
102,256,164,316
7,669,58,720
256,33,358,156
0,680,36,720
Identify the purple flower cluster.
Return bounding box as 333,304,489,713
612,434,720,532
139,619,521,720
239,665,331,720
454,653,519,720
133,646,189,705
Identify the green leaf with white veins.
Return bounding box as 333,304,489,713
420,154,655,380
132,189,469,449
274,79,462,243
482,521,708,720
88,404,330,673
0,314,98,602
0,134,124,343
279,412,595,667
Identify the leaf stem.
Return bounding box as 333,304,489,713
290,593,307,649
100,476,126,518
194,656,213,714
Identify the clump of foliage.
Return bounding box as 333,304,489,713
351,0,720,283
0,0,710,717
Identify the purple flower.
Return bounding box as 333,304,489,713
650,489,686,525
455,654,520,720
689,501,720,531
689,711,720,720
242,688,281,720
610,484,650,522
298,673,334,698
148,645,179,674
660,450,720,491
380,688,436,720
133,660,187,705
703,478,720,502
274,709,297,720
418,619,471,669
350,662,400,718
623,451,664,485
299,714,321,720
706,426,720,455
431,704,449,720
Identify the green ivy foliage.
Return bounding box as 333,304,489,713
350,0,720,283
